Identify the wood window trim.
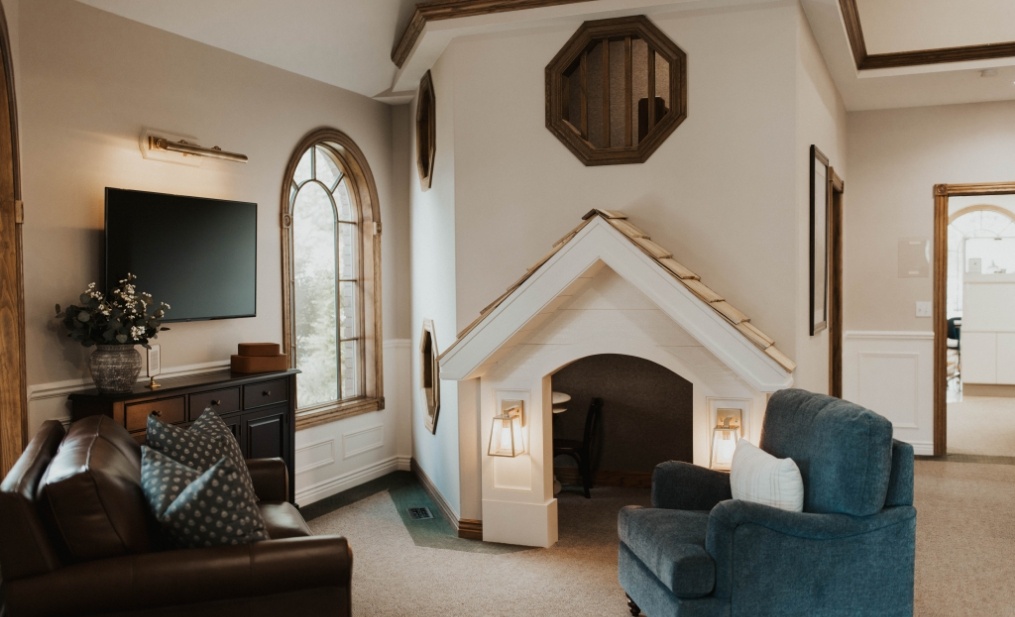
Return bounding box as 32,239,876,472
0,1,25,476
416,70,436,190
280,128,384,430
545,15,687,166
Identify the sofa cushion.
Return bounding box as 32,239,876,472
760,388,894,516
146,409,254,492
37,415,152,561
618,506,715,598
140,447,268,547
730,439,804,512
0,420,66,579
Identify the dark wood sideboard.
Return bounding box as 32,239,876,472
69,369,298,503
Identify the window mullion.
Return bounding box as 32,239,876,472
283,129,381,422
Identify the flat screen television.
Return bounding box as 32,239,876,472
104,188,257,323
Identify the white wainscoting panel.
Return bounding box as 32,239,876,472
294,338,412,505
343,425,385,459
843,331,934,455
295,438,336,474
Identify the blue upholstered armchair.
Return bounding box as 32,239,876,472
618,389,916,617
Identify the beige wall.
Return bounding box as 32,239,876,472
409,50,464,515
451,4,804,354
21,0,397,381
844,100,1015,451
410,3,847,520
846,100,1015,331
793,7,848,391
16,0,412,490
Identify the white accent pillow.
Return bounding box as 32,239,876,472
730,439,804,512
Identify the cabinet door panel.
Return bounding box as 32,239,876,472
961,332,997,384
995,333,1015,384
241,406,289,461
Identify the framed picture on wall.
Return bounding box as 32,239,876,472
810,145,830,336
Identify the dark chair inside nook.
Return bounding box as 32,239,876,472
553,396,604,498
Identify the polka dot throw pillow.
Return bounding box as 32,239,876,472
141,446,268,547
146,408,255,493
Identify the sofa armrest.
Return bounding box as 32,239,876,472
247,457,289,503
5,536,352,617
651,461,732,510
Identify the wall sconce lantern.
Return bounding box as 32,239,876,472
710,410,742,471
488,402,525,457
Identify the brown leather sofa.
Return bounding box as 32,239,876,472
0,415,352,617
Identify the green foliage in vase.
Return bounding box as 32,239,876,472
55,273,170,348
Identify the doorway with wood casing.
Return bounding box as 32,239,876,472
933,182,1015,457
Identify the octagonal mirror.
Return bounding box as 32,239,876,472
546,16,687,165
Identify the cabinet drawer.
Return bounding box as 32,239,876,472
189,387,241,419
243,379,288,409
126,397,185,431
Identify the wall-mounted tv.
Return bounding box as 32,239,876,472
104,188,257,323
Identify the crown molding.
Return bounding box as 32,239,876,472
392,0,594,68
839,0,1015,71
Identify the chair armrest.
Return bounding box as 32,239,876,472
707,499,916,542
247,457,289,503
705,500,917,601
5,536,352,616
652,461,732,510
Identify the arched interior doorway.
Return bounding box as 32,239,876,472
550,353,692,492
933,182,1015,456
941,198,1015,457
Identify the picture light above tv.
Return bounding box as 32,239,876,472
104,187,257,323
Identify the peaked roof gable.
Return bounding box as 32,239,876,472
439,210,795,391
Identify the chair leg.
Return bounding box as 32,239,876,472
580,456,591,498
626,594,641,616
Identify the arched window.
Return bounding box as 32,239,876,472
947,205,1015,314
282,128,383,426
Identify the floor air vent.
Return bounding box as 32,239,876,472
407,506,434,520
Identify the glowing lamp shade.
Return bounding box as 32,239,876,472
488,407,525,457
710,415,742,471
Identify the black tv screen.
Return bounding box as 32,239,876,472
104,188,257,323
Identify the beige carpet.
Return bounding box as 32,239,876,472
309,483,649,616
913,459,1015,617
308,462,1014,616
947,393,1015,457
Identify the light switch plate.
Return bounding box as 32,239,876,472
915,301,932,317
147,344,161,377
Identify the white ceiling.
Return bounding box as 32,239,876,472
77,0,1015,111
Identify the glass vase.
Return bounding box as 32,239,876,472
89,344,142,393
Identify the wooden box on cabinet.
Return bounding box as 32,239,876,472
69,369,298,503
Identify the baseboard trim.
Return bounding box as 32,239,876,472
410,458,483,540
457,518,483,541
297,455,410,505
